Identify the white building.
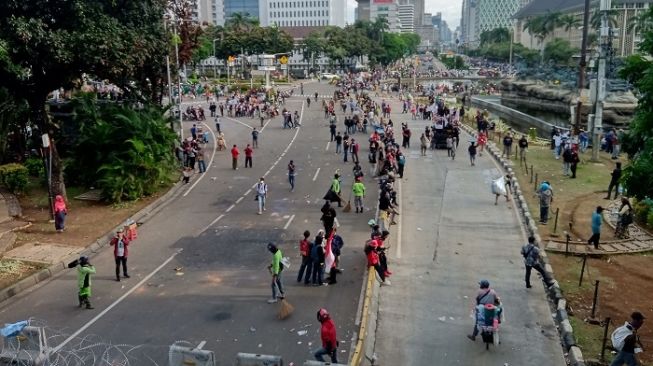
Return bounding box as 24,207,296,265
260,0,347,27
191,0,225,26
460,0,527,48
398,4,415,32
370,1,402,32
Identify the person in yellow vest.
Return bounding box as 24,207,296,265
352,177,366,213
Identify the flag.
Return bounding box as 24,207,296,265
324,231,336,271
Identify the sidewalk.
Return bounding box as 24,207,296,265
373,99,565,365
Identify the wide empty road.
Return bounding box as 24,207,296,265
374,99,566,365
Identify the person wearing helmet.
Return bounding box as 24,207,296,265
314,308,338,363
267,243,285,303
467,280,498,341
77,256,96,309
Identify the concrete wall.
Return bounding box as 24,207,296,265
470,96,569,137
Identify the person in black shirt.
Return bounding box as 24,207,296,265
468,142,477,166
605,162,622,200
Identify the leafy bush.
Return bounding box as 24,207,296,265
23,157,44,178
633,199,651,223
0,163,29,193
69,95,177,202
647,209,653,228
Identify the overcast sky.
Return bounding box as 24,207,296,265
346,0,462,31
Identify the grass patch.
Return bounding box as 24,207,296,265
569,316,613,363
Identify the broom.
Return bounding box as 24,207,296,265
342,185,352,213
277,298,295,320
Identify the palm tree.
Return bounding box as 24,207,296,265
560,14,581,42
371,17,390,42
590,10,619,30
523,16,544,48
226,12,259,32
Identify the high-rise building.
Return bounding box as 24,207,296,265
370,0,402,32
224,0,261,21
355,0,371,20
398,4,415,32
212,0,226,25
397,0,424,27
260,0,346,27
460,0,527,48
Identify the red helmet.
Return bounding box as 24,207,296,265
317,308,330,322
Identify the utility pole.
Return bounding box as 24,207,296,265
591,0,610,161
164,21,174,131
172,19,183,140
575,0,591,134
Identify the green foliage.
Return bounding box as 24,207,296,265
543,38,578,65
633,199,653,223
0,163,29,193
473,42,540,65
620,7,653,200
69,95,177,202
23,158,44,178
440,55,467,69
480,28,510,46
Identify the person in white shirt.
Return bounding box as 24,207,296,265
256,177,268,214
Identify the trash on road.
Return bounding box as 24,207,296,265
438,316,446,322
250,327,256,332
297,330,308,336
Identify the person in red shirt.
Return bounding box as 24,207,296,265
365,235,390,285
244,144,253,168
230,145,239,170
314,308,338,363
296,230,312,284
109,228,130,282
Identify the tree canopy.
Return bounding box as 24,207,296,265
619,6,653,199
303,21,420,67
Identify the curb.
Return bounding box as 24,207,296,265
459,122,586,366
0,180,186,304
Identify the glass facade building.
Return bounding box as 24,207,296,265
224,0,260,20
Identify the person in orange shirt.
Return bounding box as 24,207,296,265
230,145,239,170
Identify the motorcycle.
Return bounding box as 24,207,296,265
474,302,502,350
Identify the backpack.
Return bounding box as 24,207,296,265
611,323,633,351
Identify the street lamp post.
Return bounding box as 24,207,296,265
212,38,220,79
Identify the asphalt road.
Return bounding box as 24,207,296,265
373,101,566,365
0,81,372,365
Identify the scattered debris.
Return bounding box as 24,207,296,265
438,316,446,322
417,227,422,231
297,330,308,336
258,344,262,348
250,327,256,333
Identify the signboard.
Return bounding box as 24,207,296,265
279,56,288,65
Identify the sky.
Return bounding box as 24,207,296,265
346,0,463,31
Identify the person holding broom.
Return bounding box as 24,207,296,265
323,173,342,207
267,243,285,304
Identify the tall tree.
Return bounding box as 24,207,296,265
0,0,170,197
619,6,653,199
169,0,204,68
559,14,581,42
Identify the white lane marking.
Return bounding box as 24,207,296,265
235,196,244,204
396,179,403,259
312,167,321,181
260,118,273,133
335,218,340,227
325,141,331,151
283,214,295,230
183,122,217,197
197,341,207,350
197,101,305,236
197,214,224,235
222,116,253,130
51,250,181,353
